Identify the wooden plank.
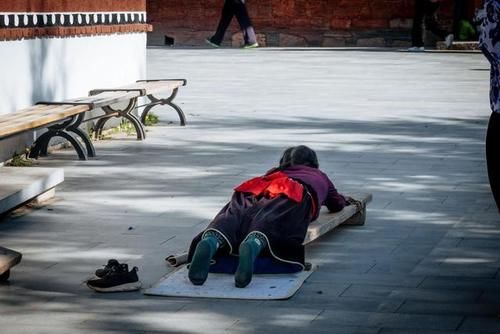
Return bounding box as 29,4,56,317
70,91,140,108
303,193,372,245
0,105,89,139
0,105,61,125
0,246,22,280
165,193,372,267
120,80,185,95
1,105,78,126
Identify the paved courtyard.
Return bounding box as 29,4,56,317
0,47,499,333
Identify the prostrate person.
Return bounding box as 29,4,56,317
187,145,352,288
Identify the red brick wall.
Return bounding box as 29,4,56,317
147,0,481,47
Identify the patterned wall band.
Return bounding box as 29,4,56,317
0,12,146,28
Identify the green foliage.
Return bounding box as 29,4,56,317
118,119,135,136
144,112,159,126
6,150,33,167
457,20,477,41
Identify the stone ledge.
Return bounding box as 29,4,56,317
437,41,479,50
0,167,64,216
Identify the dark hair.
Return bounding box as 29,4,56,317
279,145,319,169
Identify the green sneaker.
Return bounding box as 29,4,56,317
242,43,259,49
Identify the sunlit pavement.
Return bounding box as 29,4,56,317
1,47,499,333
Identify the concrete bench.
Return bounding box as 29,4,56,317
0,79,187,161
0,246,22,281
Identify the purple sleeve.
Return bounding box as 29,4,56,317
323,176,347,213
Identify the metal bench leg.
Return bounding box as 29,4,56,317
94,116,114,139
29,116,89,160
122,112,146,140
30,130,87,160
101,98,145,140
30,131,53,158
140,89,187,126
69,127,96,158
67,114,96,157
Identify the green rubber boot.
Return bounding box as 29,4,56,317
188,236,219,285
235,234,266,288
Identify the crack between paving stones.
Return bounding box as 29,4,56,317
160,235,176,245
338,283,353,297
455,315,467,331
310,309,325,324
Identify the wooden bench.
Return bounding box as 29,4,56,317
165,193,372,267
0,246,22,281
0,79,187,161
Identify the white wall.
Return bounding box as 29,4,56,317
0,32,147,161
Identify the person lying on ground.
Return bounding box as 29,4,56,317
187,145,355,288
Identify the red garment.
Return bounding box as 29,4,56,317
234,171,304,203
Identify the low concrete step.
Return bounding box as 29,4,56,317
0,167,64,215
437,40,479,50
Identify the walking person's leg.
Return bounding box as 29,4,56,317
232,0,258,47
208,0,236,46
453,0,467,37
486,111,500,212
478,1,500,211
411,0,427,48
425,1,449,39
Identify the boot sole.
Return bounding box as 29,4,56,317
235,243,253,288
188,240,212,285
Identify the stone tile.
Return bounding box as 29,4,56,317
399,301,500,317
458,317,500,333
419,276,500,291
313,310,462,330
380,329,478,334
341,284,480,302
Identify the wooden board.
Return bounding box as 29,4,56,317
303,193,372,244
165,193,373,267
0,246,22,278
69,91,141,108
119,80,185,96
0,104,90,139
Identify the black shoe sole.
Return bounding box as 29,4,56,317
87,281,141,292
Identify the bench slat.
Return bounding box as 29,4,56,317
0,105,83,127
120,80,185,96
0,105,89,139
71,91,141,108
0,105,61,125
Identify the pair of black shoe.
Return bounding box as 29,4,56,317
87,259,141,292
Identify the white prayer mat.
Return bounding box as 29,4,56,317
144,264,316,300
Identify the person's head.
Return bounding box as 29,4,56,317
279,145,319,169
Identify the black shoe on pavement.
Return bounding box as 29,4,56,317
95,259,120,278
87,263,141,292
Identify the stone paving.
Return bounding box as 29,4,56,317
0,47,498,333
